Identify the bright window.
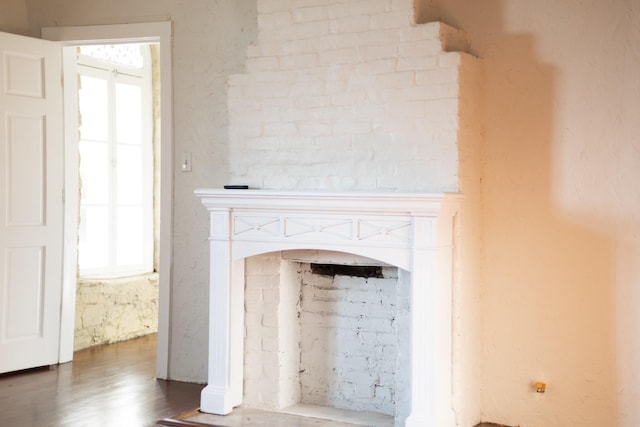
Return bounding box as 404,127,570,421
77,44,153,277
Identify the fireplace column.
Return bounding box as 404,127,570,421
200,207,245,414
405,214,456,426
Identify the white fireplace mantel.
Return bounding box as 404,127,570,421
195,189,462,426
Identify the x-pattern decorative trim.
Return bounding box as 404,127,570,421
231,214,412,245
357,219,411,241
283,217,353,239
233,216,280,237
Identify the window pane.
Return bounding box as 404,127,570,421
77,44,154,278
116,83,142,144
116,207,144,266
79,44,144,69
79,141,109,204
78,206,109,270
117,144,143,205
79,75,108,141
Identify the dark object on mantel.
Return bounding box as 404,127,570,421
474,423,517,427
223,185,249,189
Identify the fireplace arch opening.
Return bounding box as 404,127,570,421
242,250,409,425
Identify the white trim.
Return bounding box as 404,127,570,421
42,22,173,379
56,46,80,365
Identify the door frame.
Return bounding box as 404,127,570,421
42,22,173,379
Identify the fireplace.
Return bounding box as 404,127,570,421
196,0,483,424
195,189,461,426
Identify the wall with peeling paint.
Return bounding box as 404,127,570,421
74,274,158,351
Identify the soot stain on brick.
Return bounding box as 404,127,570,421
310,263,383,278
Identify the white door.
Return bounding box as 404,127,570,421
0,32,64,373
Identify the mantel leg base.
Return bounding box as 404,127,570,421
200,385,235,415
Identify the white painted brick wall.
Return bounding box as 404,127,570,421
244,253,296,409
394,268,411,426
299,264,401,416
243,254,307,410
228,0,472,192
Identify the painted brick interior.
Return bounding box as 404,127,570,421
244,253,301,409
243,253,411,423
298,264,401,415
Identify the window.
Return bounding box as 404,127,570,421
77,44,154,277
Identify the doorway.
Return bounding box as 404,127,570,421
42,22,173,379
73,42,159,350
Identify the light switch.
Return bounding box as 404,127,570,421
181,152,192,172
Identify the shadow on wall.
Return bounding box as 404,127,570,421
426,0,618,425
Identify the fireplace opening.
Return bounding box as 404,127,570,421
243,254,408,425
299,262,401,416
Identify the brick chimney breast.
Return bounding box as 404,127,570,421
227,0,475,193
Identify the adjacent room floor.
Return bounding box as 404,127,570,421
0,334,203,427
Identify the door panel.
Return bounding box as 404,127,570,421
4,247,45,340
7,114,45,225
0,31,64,374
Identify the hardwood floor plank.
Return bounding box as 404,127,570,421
0,334,203,427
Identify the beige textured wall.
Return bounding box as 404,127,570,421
434,1,640,426
24,0,258,382
0,0,28,35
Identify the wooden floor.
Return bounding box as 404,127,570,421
0,334,203,427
